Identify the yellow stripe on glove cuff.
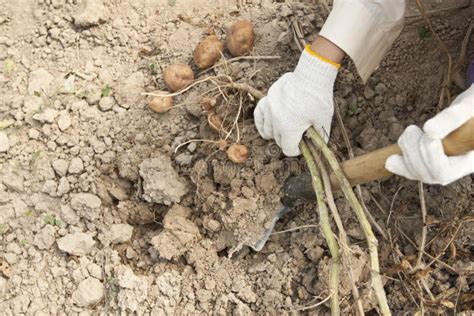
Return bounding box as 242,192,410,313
305,44,341,69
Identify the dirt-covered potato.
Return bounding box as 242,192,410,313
227,144,248,163
207,112,226,132
163,64,194,92
226,20,254,56
193,35,224,69
148,91,173,113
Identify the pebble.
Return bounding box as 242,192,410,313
28,129,40,140
363,85,375,99
68,157,84,174
374,83,387,95
34,225,56,250
28,68,54,95
33,108,59,124
70,193,102,221
52,159,69,177
108,223,134,244
98,96,115,112
73,0,108,28
57,112,72,131
0,132,10,152
72,277,104,307
57,232,95,256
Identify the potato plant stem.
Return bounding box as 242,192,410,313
306,127,391,316
300,141,340,316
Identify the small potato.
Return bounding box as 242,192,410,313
207,112,226,132
193,35,224,69
163,64,194,92
201,96,217,112
227,144,248,163
226,20,254,57
148,91,173,113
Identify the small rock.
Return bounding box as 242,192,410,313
139,155,188,205
115,71,145,109
70,193,101,221
0,132,9,153
363,85,375,99
52,159,69,177
33,108,59,124
28,68,54,95
28,129,40,140
34,225,56,250
72,277,104,307
57,232,95,256
73,0,108,28
388,122,404,141
108,224,133,244
23,96,44,114
68,157,84,174
98,96,115,112
175,153,193,166
57,177,70,196
57,112,72,131
374,83,387,95
60,204,80,225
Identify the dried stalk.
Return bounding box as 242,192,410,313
300,141,340,315
308,142,364,316
416,182,427,269
306,127,391,316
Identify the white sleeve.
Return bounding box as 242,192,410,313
319,0,405,82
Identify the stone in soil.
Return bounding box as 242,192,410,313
150,204,201,260
57,232,95,256
70,193,102,221
0,132,9,153
28,68,54,95
72,277,104,307
108,223,134,244
139,154,188,205
73,0,108,28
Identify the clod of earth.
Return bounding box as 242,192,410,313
139,155,189,205
193,35,225,69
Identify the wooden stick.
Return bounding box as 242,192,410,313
307,127,391,316
300,141,341,315
329,117,474,190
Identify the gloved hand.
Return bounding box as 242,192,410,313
385,85,474,185
253,45,339,156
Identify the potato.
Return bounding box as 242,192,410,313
193,35,224,69
163,64,194,92
227,144,248,163
201,96,217,112
148,91,173,113
207,112,226,132
226,20,254,56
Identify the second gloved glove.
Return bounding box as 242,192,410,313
254,45,339,156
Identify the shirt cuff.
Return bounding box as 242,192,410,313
319,1,404,82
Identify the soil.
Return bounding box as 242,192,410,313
0,0,473,314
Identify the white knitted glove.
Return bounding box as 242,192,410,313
254,46,339,156
385,85,474,185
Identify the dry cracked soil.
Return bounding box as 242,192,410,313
0,0,473,315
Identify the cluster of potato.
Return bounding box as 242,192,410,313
147,20,255,163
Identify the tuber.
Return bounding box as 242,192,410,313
201,96,217,112
193,35,224,69
163,64,194,92
148,91,173,113
227,144,248,163
226,20,254,57
207,112,227,132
